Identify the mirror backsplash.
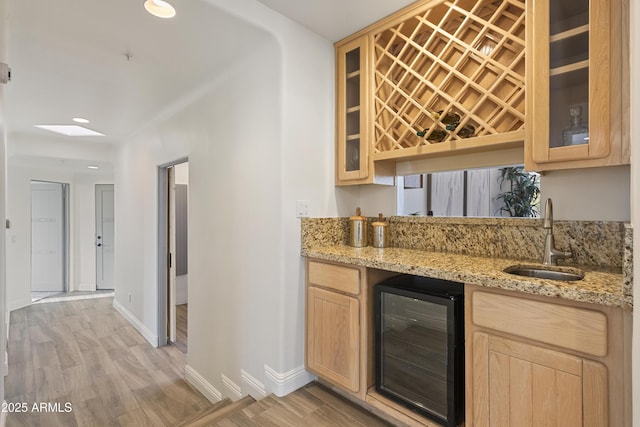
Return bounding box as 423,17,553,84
398,166,541,218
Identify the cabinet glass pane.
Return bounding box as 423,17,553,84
346,74,360,109
346,110,360,136
346,139,360,172
345,48,360,74
549,0,589,148
380,293,448,418
549,0,588,35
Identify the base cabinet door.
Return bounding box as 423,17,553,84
306,286,360,392
471,332,608,427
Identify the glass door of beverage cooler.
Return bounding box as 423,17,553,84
375,276,464,427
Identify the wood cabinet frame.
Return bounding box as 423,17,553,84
525,0,630,171
465,284,632,427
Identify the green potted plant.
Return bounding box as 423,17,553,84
495,166,540,217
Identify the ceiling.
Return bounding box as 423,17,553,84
254,0,416,41
4,0,416,169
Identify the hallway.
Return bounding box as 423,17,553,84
5,297,210,426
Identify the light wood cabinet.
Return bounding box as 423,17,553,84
335,36,395,186
306,286,360,392
335,0,528,186
466,285,631,427
305,259,397,400
525,0,629,171
306,259,365,393
471,332,607,427
370,0,526,162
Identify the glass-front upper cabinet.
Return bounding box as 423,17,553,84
335,35,395,186
525,0,628,171
336,37,370,184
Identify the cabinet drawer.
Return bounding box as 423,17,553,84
472,291,607,357
308,260,361,295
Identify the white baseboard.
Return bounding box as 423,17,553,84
241,369,267,399
8,297,31,314
0,402,6,427
112,299,158,348
185,365,223,403
264,364,316,397
221,374,243,400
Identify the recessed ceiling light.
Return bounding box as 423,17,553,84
87,165,99,170
73,117,90,124
35,125,105,137
144,0,176,18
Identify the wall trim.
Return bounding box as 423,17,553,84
185,365,223,404
221,374,243,400
8,298,31,314
241,369,267,399
112,299,158,348
264,364,316,397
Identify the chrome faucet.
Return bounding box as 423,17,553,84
542,199,572,265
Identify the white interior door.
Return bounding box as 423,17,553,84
96,184,115,290
31,181,65,292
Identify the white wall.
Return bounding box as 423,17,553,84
5,160,114,310
541,165,630,221
174,161,188,185
0,0,7,403
113,0,340,398
174,161,188,305
6,166,69,310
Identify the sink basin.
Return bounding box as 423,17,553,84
503,265,584,281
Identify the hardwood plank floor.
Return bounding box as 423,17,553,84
174,303,188,354
5,297,393,426
5,297,211,426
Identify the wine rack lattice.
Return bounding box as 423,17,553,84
372,0,526,156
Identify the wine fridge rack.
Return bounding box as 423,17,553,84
372,0,526,159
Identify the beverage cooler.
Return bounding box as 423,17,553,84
375,275,464,427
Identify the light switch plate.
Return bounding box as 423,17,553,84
296,200,310,218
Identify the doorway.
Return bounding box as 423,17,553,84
157,159,189,353
96,184,115,290
31,181,69,301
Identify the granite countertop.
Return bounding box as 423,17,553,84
303,245,631,310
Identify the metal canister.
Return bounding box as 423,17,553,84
371,213,388,248
349,207,367,247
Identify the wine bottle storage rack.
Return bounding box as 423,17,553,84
372,0,526,159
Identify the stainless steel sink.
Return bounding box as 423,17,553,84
503,265,584,281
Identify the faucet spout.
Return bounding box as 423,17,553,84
543,198,553,229
541,198,572,266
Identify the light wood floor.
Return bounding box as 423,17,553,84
174,304,188,354
5,297,211,426
5,297,392,426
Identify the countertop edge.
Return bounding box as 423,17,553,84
302,246,632,310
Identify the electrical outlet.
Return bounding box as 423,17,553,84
296,200,310,218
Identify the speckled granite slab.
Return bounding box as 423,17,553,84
303,216,626,269
301,216,632,309
624,224,633,298
303,245,631,309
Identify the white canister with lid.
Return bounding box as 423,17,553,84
349,207,367,247
371,213,388,248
